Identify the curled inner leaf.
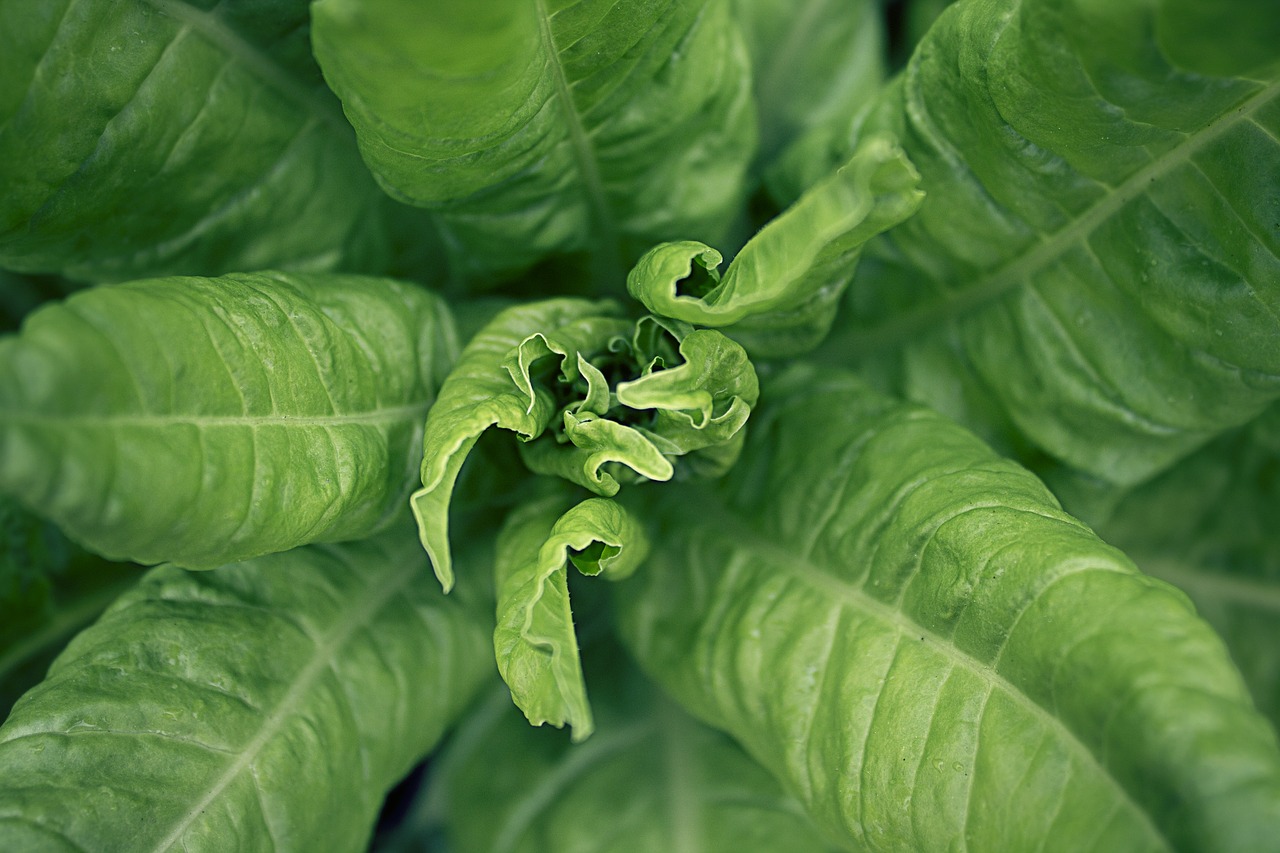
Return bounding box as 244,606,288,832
410,301,758,591
493,495,649,741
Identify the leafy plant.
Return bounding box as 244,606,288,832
1,0,1278,850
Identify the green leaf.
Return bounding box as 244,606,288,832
628,135,922,356
412,301,757,591
0,0,430,282
815,0,1280,486
412,298,622,591
618,365,1280,852
493,494,648,741
0,528,493,852
732,0,885,171
0,271,457,569
1092,410,1280,728
434,668,839,853
310,0,757,284
0,496,139,718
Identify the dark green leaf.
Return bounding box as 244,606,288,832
816,0,1280,486
0,0,432,282
311,0,757,284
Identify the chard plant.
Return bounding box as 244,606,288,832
1,0,1278,850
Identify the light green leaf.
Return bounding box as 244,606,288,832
0,0,430,282
629,135,922,356
412,301,757,591
814,0,1280,486
434,667,839,853
310,0,756,284
411,298,623,591
0,528,493,852
618,365,1280,852
0,271,456,569
734,0,884,174
494,494,648,742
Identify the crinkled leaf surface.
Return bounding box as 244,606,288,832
618,365,1280,852
0,0,429,282
412,298,622,590
0,271,456,568
493,494,648,741
0,528,493,852
311,0,756,283
1094,408,1280,728
412,300,756,591
435,667,838,853
815,0,1280,486
732,0,884,172
629,135,922,356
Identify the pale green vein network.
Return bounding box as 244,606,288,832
686,497,1172,851
144,554,417,852
853,76,1280,355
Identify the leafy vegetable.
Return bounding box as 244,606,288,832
493,492,648,741
617,366,1280,851
1,0,1278,851
814,0,1280,484
0,271,456,568
411,298,756,590
311,0,756,283
0,528,492,851
0,0,432,282
628,133,922,355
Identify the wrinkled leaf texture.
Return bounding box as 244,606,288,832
628,134,922,356
493,493,648,741
311,0,756,283
0,0,429,282
815,0,1280,486
618,365,1280,852
0,271,456,568
0,529,493,852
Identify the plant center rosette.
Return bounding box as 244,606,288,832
409,298,759,739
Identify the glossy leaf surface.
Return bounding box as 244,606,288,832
0,529,493,852
817,0,1280,485
619,366,1280,852
0,271,456,568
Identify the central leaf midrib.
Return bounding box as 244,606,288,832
691,497,1172,851
533,0,621,281
854,75,1280,356
144,0,352,137
146,557,417,852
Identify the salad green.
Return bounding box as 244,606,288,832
1,0,1278,850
